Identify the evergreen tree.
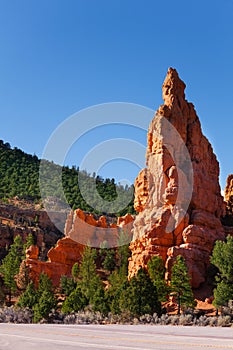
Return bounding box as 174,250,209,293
107,270,128,314
170,255,196,314
78,246,108,312
24,233,35,251
0,235,24,303
60,275,76,296
61,287,87,314
17,281,38,309
79,246,102,301
32,273,56,323
148,255,169,302
103,249,116,272
211,235,233,308
89,286,109,315
72,262,79,281
116,230,131,275
0,140,135,215
37,272,53,297
119,268,161,317
33,290,56,323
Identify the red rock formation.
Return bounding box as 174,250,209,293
65,209,134,248
222,174,233,236
128,68,225,288
25,209,134,286
225,174,233,215
225,175,233,204
25,238,85,286
134,169,148,212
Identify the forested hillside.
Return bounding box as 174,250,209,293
0,140,135,216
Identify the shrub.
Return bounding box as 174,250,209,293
217,315,232,327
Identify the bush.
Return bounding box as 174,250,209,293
217,316,232,327
0,306,33,323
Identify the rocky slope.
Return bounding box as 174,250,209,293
128,68,226,288
0,200,64,261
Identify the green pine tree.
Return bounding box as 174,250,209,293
170,255,196,315
103,249,116,272
17,281,38,309
89,286,109,315
33,290,56,323
116,230,131,275
32,273,56,323
119,267,161,317
37,272,53,297
72,262,80,281
61,286,87,314
148,255,169,302
60,275,77,296
107,270,128,314
210,235,233,308
0,235,24,303
24,233,35,252
79,246,102,301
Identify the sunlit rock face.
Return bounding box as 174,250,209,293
128,68,225,288
24,209,134,287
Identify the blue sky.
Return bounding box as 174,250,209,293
0,0,232,190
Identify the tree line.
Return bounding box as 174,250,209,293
1,232,221,323
0,140,135,216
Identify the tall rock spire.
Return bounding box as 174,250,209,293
128,68,225,288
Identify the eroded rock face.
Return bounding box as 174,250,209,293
25,238,85,286
225,174,233,215
128,68,225,288
222,174,233,235
65,209,134,247
25,209,134,286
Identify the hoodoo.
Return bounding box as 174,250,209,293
128,68,225,288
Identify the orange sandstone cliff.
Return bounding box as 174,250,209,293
128,68,225,288
24,209,134,286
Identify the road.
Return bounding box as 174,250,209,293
0,323,232,350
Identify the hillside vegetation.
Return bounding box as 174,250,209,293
0,140,135,216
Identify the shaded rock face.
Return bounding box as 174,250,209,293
128,68,225,288
0,203,64,261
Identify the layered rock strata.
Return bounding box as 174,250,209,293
128,68,225,288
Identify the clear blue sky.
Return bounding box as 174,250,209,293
0,0,232,190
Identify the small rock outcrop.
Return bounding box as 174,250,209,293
225,175,233,215
25,238,85,286
128,68,225,288
222,174,233,234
